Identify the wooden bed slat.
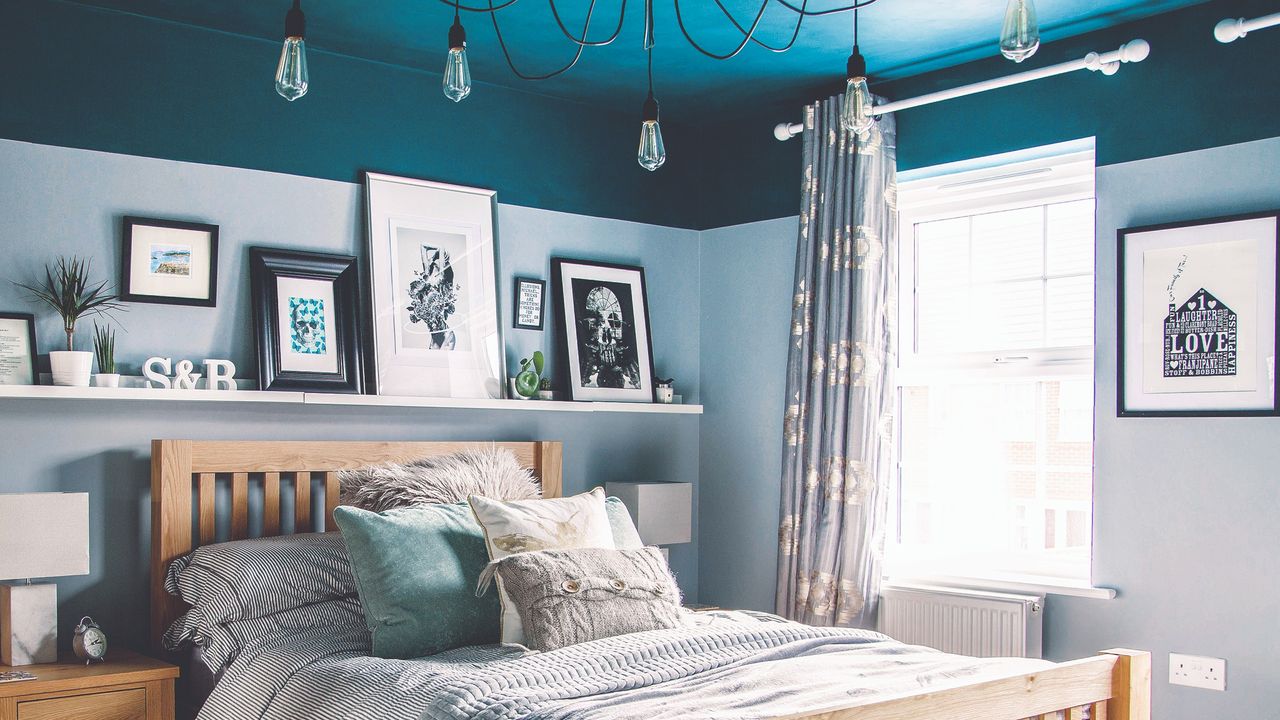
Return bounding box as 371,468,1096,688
1067,705,1085,720
1092,701,1108,720
150,439,193,652
263,472,281,537
196,473,216,546
295,471,312,533
231,472,249,540
324,472,340,532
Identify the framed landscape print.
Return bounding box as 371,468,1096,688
0,313,37,385
513,277,545,330
365,173,504,398
551,258,656,403
121,216,219,306
250,248,365,393
1118,210,1279,416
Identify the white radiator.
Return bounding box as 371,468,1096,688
878,584,1044,659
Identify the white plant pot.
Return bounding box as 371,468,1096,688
508,378,533,400
536,390,554,401
656,386,674,404
49,351,93,387
93,373,121,388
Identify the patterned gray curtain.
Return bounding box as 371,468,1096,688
776,95,897,628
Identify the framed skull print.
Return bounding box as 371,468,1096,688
365,173,505,398
552,258,656,403
250,248,365,393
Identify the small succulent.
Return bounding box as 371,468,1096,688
656,377,674,388
539,377,552,391
92,322,116,374
513,351,544,399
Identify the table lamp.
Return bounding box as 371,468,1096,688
605,481,692,550
0,493,90,666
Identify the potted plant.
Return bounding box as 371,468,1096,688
536,377,554,401
510,350,544,400
17,257,123,387
92,322,120,388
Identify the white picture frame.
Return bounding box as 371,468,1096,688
1118,210,1279,416
365,173,504,398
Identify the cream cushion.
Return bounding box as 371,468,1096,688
469,487,616,645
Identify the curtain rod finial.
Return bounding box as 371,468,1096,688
774,122,803,141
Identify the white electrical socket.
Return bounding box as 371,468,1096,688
1169,652,1226,691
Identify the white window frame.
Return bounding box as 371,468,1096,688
888,141,1103,594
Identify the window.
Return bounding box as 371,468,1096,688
888,142,1096,585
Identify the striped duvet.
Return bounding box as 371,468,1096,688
198,610,1048,720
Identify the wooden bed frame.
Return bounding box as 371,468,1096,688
148,439,1148,720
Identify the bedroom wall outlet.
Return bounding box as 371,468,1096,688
1169,653,1226,691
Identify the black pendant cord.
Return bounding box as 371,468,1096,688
709,0,807,53
489,0,597,79
672,0,770,60
439,0,880,15
548,0,627,47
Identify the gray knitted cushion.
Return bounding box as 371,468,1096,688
492,546,683,651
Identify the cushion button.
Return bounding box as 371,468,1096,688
610,579,627,591
562,580,581,593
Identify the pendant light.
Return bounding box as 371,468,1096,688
840,8,874,136
999,0,1040,62
443,0,472,102
637,4,666,172
275,0,309,101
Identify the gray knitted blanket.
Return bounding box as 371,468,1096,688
197,611,1048,720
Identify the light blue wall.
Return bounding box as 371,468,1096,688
0,139,702,652
693,137,1280,720
697,218,796,611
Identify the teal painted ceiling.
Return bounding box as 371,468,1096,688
68,0,1207,113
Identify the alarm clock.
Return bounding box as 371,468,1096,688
72,616,108,665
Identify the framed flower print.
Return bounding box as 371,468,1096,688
250,248,365,393
365,172,504,398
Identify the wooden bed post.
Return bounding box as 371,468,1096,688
1101,649,1151,720
150,439,193,654
536,442,563,498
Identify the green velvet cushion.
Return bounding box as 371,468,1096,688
333,502,500,659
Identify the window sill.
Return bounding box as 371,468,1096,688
884,574,1117,600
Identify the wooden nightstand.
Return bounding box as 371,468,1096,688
0,650,178,720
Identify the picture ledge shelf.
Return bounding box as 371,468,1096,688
0,384,702,414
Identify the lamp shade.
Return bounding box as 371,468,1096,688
0,493,90,580
605,481,691,546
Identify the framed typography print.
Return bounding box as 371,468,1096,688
552,258,656,403
513,277,545,330
0,312,38,385
250,248,365,393
365,173,504,398
1118,210,1279,416
121,216,219,306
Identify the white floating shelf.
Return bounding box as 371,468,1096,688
0,384,304,404
0,384,702,415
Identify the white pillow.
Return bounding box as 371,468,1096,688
469,487,616,645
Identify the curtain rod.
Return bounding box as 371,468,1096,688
1215,11,1280,42
773,39,1149,142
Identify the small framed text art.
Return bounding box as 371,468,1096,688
1118,210,1279,417
551,258,656,403
513,277,546,330
365,173,504,398
0,313,38,385
249,248,365,393
121,216,219,307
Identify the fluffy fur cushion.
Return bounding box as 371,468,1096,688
338,445,541,512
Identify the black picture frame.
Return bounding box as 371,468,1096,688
121,216,220,307
250,248,365,394
1117,209,1280,417
513,277,546,330
0,312,38,386
551,257,657,403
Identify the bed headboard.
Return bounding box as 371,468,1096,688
149,439,563,652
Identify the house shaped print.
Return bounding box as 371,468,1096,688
1163,288,1237,378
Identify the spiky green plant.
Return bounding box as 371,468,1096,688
16,257,123,351
93,322,116,374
